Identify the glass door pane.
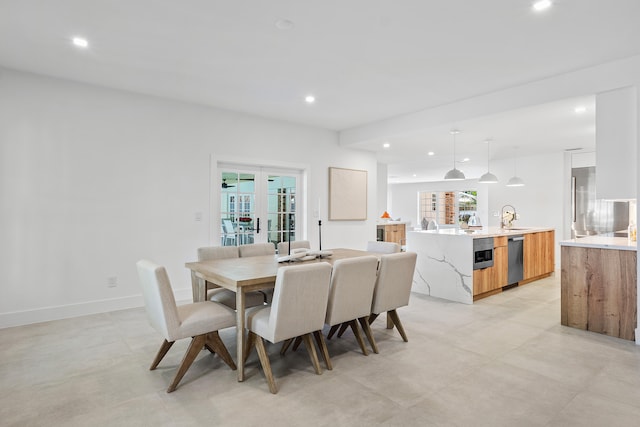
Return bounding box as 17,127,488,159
266,175,297,247
220,171,256,246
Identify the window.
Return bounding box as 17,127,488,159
419,190,477,227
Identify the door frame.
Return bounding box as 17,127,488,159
210,155,309,246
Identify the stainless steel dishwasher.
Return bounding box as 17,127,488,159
507,235,524,285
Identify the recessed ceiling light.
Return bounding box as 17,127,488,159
532,0,552,12
574,106,587,114
275,19,295,30
427,151,435,156
412,174,417,177
383,143,390,149
72,37,89,48
305,95,315,104
457,157,470,163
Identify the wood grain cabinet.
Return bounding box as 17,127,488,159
473,237,508,297
561,246,637,341
379,223,406,245
474,232,553,300
523,230,555,281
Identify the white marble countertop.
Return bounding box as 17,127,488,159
408,226,554,239
560,236,637,251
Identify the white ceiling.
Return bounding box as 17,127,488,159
0,1,639,181
365,95,597,183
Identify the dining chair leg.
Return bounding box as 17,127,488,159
301,333,322,375
358,316,379,354
243,330,256,365
204,343,216,354
327,324,340,340
349,320,368,356
336,322,349,338
167,334,206,393
292,336,303,352
386,314,394,329
253,332,278,394
388,309,408,342
313,330,332,370
368,313,380,325
280,338,293,356
150,339,174,370
206,331,236,370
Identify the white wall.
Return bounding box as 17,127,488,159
596,86,638,200
0,68,377,327
377,162,388,217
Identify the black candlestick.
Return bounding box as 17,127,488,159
287,220,291,256
318,220,322,251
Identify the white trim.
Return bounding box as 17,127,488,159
0,288,193,329
210,155,310,246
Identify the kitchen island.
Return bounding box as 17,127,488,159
560,236,637,341
407,227,555,304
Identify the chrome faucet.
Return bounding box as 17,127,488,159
500,205,517,229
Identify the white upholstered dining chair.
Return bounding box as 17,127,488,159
277,240,311,255
239,242,276,257
368,251,417,343
198,246,265,310
136,260,237,393
366,240,401,254
324,256,380,357
244,262,332,394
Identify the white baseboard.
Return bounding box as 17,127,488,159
636,328,640,346
0,288,193,329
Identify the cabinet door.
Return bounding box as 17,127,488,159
523,231,555,280
384,224,405,245
473,266,496,295
493,246,508,288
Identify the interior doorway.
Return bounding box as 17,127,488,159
216,163,304,249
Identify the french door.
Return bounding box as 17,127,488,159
218,164,303,249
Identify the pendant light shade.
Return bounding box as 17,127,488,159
506,148,525,187
444,129,465,181
478,139,498,184
445,168,466,180
479,171,499,183
506,176,525,187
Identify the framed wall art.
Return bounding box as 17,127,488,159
328,167,367,221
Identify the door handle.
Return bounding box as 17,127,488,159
256,217,260,234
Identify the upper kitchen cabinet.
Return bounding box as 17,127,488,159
595,86,637,200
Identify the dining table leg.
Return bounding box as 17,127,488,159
236,288,246,382
191,271,206,302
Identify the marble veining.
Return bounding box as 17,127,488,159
426,254,472,295
408,231,473,304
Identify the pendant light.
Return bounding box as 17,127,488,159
478,139,498,183
506,147,525,187
444,129,465,180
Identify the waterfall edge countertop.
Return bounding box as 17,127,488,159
410,226,555,238
560,236,637,251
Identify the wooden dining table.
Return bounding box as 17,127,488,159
185,248,378,382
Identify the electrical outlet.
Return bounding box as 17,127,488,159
194,212,203,222
107,276,118,287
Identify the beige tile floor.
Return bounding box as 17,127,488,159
2,275,640,426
